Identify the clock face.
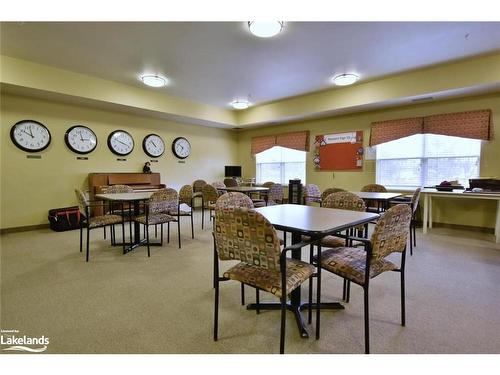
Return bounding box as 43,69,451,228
107,130,134,156
142,134,165,158
10,120,51,153
65,125,98,154
172,137,191,159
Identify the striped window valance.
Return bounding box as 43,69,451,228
369,109,492,146
251,131,310,154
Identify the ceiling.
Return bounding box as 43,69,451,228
1,22,500,109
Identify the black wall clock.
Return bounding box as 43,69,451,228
10,120,52,153
142,134,165,158
65,125,98,154
107,130,134,156
172,137,191,159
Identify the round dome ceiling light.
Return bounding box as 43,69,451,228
248,21,284,38
231,100,251,110
332,73,359,86
140,74,167,88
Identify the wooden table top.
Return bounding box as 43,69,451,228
256,204,379,235
351,192,403,200
95,192,154,201
218,186,269,193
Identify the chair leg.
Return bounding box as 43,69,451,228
103,226,106,239
167,222,170,243
409,225,413,256
79,224,83,253
202,204,205,230
155,224,158,238
256,288,260,314
214,274,219,341
401,270,406,327
342,279,347,300
316,254,322,340
178,219,181,249
240,283,245,305
413,222,417,247
308,244,314,324
146,224,151,257
280,294,286,354
346,280,351,303
121,222,125,254
160,224,164,246
190,212,194,239
364,286,370,354
86,227,90,262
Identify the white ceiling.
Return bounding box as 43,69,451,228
1,22,500,108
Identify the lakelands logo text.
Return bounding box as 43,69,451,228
1,329,49,353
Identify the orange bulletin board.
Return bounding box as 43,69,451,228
313,131,364,170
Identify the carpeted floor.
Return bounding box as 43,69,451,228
1,212,499,354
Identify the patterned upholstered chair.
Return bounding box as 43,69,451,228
303,184,322,205
389,188,421,255
213,199,320,354
133,188,178,255
104,184,134,244
223,178,239,187
75,189,125,262
252,181,274,207
321,187,346,202
267,183,284,205
202,184,219,229
314,204,412,354
192,179,207,211
361,183,388,212
169,184,195,240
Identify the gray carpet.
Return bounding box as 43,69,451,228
1,212,500,354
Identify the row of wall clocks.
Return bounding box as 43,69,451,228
10,120,191,159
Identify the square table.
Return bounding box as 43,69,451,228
254,204,379,338
96,192,154,253
217,186,269,195
351,191,403,212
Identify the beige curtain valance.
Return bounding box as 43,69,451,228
251,131,310,154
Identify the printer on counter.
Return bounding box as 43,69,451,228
467,178,500,192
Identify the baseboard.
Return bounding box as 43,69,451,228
0,223,50,234
426,222,494,234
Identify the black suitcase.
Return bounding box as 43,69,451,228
48,206,82,232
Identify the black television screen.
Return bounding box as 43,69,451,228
225,165,242,177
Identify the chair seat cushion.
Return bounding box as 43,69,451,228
205,203,216,210
301,235,346,248
134,213,175,225
89,214,123,228
169,209,192,216
192,191,203,197
223,259,315,299
305,196,322,203
252,200,267,208
315,247,398,285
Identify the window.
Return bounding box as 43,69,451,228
376,134,481,188
256,146,306,184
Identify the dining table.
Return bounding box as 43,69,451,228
95,192,154,253
351,191,403,212
254,204,380,338
217,186,269,195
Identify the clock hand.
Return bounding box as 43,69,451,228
80,131,84,141
29,125,34,137
117,140,128,146
151,140,157,148
21,130,34,138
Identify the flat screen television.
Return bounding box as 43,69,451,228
225,165,242,177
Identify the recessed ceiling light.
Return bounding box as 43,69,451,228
231,100,250,110
332,73,359,86
248,21,284,38
140,74,167,88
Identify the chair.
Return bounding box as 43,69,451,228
252,181,274,207
303,184,322,205
267,183,284,205
213,198,320,354
361,183,387,212
75,189,125,262
133,189,178,255
192,179,207,211
201,184,219,229
169,185,195,241
321,187,346,202
389,188,421,256
104,184,134,245
314,204,412,353
223,178,239,187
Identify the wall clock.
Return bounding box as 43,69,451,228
65,125,98,154
171,137,191,159
10,120,52,153
142,134,165,158
107,130,134,156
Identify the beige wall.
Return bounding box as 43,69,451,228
0,94,238,229
237,93,500,229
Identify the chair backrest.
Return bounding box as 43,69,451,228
212,181,226,189
216,192,254,209
304,184,321,198
361,184,387,192
214,206,282,272
267,184,284,204
411,188,421,214
192,179,207,193
105,184,133,193
179,185,193,205
370,204,412,261
75,189,88,214
223,178,239,187
202,184,219,203
323,191,366,212
262,181,275,188
321,187,346,201
148,188,178,214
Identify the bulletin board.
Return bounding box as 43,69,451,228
313,131,364,170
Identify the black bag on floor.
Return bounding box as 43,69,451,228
48,206,82,232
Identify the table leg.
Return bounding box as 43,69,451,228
423,194,428,234
429,196,433,228
495,200,500,243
